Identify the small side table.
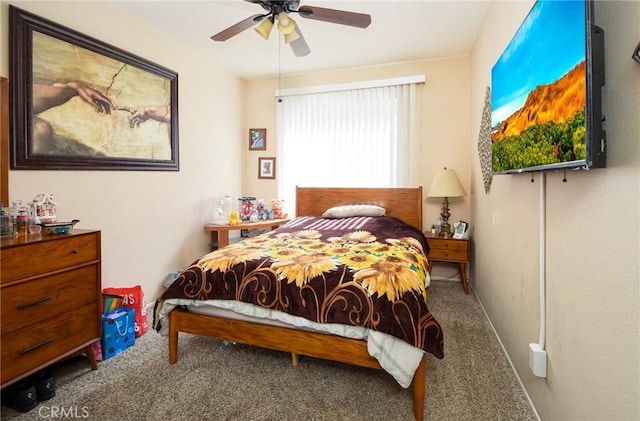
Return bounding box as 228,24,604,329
204,218,290,251
424,232,471,294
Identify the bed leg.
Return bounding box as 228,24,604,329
291,352,299,367
412,356,426,420
169,312,178,365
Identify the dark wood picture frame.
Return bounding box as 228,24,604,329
258,157,275,179
9,6,179,171
249,128,266,151
1,77,9,205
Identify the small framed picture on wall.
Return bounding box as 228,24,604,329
258,157,275,179
249,128,266,150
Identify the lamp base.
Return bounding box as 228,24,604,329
439,197,452,237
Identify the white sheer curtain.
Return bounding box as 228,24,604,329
276,77,422,212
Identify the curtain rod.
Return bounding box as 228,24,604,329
275,74,425,97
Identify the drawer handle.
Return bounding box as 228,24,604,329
72,249,79,254
20,339,53,355
17,296,52,309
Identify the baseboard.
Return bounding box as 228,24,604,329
473,289,541,421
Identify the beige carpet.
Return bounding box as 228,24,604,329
1,280,536,420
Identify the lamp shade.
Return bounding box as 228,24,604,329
254,18,273,40
427,168,466,198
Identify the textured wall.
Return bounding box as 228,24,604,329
470,1,640,419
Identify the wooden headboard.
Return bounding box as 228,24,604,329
295,187,423,231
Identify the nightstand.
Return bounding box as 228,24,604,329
424,232,470,294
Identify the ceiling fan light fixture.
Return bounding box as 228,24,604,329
277,13,296,35
254,18,273,40
212,2,372,58
284,29,300,44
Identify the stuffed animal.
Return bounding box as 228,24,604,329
228,210,241,226
257,198,269,220
271,199,288,219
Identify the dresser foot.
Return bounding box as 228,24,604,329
85,343,98,370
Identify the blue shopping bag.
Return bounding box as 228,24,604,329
101,307,135,360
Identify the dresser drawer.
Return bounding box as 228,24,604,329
0,232,99,284
1,265,99,333
428,238,469,261
0,302,99,384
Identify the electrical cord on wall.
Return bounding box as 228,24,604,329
538,172,546,350
445,270,461,280
528,171,548,378
429,269,461,281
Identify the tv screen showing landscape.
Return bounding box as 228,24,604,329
491,0,591,174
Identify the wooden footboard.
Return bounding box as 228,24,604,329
168,309,426,420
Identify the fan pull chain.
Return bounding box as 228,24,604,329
277,34,283,103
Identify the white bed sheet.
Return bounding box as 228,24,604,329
155,298,425,388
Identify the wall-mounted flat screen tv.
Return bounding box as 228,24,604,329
491,0,605,175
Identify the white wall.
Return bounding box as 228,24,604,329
1,1,244,301
470,1,640,419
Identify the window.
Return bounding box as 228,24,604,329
276,76,424,211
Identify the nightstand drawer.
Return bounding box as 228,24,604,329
428,239,468,253
426,236,469,262
428,247,468,261
1,265,99,333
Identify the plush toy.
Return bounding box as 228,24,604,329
271,199,288,219
228,210,241,226
257,198,269,220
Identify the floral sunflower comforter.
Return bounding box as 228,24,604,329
154,215,444,359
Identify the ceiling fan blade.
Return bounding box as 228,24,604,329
298,5,371,28
211,14,263,41
289,26,311,57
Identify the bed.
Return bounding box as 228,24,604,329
153,187,443,420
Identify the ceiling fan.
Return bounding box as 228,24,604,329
211,0,371,57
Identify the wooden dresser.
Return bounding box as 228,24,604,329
0,230,101,388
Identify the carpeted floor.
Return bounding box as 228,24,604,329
1,280,536,420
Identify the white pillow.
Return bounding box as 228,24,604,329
322,204,386,219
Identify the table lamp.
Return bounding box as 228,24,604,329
427,167,466,237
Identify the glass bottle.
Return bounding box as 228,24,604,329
29,202,42,234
